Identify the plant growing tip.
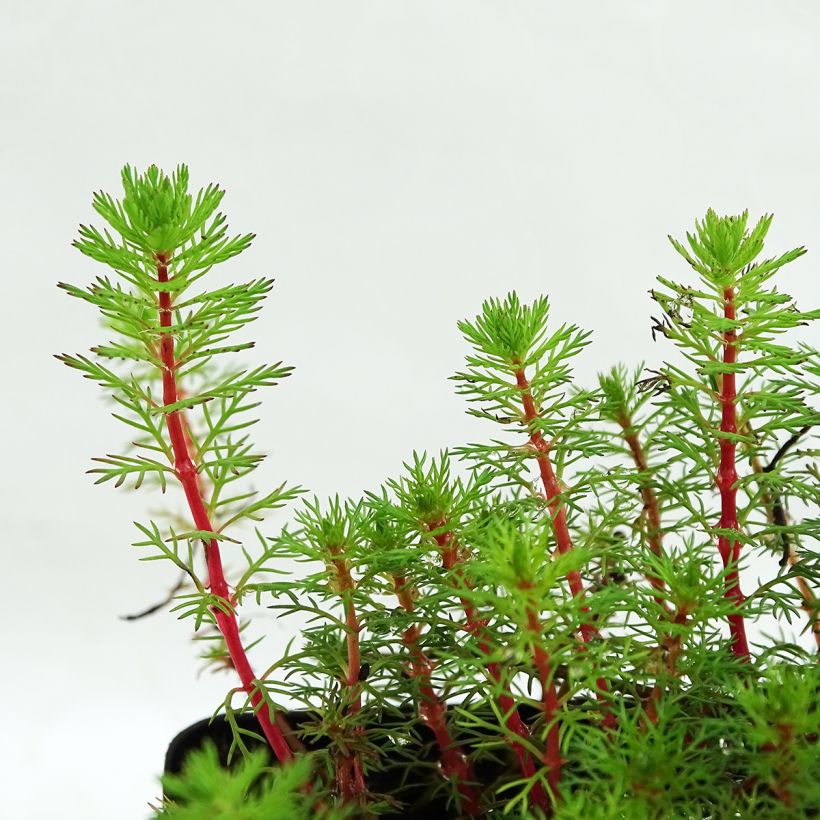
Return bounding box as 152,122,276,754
61,172,820,818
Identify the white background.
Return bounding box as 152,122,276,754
2,2,819,817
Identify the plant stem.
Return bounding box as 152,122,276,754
392,575,481,816
513,367,615,728
513,368,594,635
155,253,293,764
715,286,751,662
329,547,367,803
616,412,667,605
615,411,695,725
522,592,562,800
430,521,550,813
120,396,202,622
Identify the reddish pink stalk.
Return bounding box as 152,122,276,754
513,369,595,633
393,576,481,816
618,416,668,607
523,596,562,799
328,549,367,803
513,368,615,728
430,523,551,813
614,420,690,725
715,286,751,662
155,254,293,763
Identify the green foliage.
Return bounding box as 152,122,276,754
153,744,323,819
468,509,574,596
60,164,302,637
453,294,593,431
456,293,553,368
732,664,820,814
77,165,254,280
651,210,819,566
380,450,493,534
62,172,820,818
452,293,603,502
561,663,820,818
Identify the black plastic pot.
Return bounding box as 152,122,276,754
165,707,537,817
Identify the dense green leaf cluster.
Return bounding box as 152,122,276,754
155,743,345,820
62,168,819,818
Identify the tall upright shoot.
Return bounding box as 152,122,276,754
454,296,614,711
655,210,813,660
58,165,301,762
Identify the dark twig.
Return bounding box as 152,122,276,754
761,426,811,566
120,570,188,621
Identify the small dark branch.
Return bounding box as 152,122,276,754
635,370,670,395
746,424,820,651
649,316,668,342
761,425,811,567
762,425,811,474
120,570,188,621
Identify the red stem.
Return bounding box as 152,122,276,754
523,597,562,799
615,421,689,726
330,551,367,802
430,523,551,813
155,254,293,763
513,368,615,728
715,286,751,662
618,418,668,607
393,576,481,816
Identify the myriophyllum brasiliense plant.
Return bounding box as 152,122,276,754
60,166,819,818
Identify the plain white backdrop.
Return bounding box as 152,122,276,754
2,1,819,816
